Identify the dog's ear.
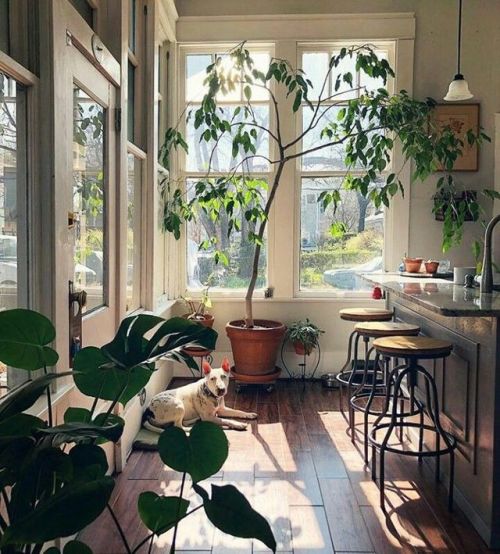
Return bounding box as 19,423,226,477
202,360,212,375
221,357,231,373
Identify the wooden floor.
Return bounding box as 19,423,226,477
80,379,496,553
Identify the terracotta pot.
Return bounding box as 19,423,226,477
293,341,313,356
424,260,440,274
226,319,286,376
403,257,423,273
182,314,215,357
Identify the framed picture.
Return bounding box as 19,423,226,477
432,103,480,171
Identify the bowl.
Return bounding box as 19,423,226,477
424,260,440,274
403,257,423,273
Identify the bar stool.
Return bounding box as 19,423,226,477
368,336,457,512
348,321,421,463
336,308,393,422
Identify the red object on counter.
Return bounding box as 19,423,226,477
372,286,383,299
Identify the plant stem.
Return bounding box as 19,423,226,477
245,160,285,327
43,366,53,427
169,472,187,554
107,503,132,554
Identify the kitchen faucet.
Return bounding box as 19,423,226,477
480,214,500,294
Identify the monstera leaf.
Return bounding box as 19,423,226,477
158,421,228,483
138,491,189,535
72,347,153,406
0,308,59,370
102,315,218,368
194,483,276,553
39,415,124,446
0,372,72,422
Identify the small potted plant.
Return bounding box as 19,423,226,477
182,286,214,328
286,319,324,356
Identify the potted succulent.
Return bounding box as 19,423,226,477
286,319,324,356
160,42,484,382
182,286,214,328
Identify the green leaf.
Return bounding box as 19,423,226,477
2,477,114,546
0,309,59,370
64,407,92,424
194,483,276,552
138,491,189,535
69,443,109,478
158,421,228,483
0,413,45,439
40,415,124,445
243,85,251,101
73,347,153,406
0,371,72,422
64,541,93,554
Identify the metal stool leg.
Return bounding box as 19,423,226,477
338,330,356,418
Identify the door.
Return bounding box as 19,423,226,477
69,46,118,348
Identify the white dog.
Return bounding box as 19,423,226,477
143,358,257,432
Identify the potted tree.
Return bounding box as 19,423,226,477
286,319,324,356
160,43,485,382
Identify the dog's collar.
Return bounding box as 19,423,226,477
201,382,219,400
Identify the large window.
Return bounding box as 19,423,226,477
298,45,392,294
182,48,271,291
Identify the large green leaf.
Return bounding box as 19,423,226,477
102,315,218,369
0,308,59,370
3,477,114,546
158,421,228,483
69,443,108,478
73,346,153,406
0,371,72,422
0,413,45,439
45,542,93,554
39,415,124,445
138,491,189,535
194,483,276,552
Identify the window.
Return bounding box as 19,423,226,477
69,0,95,29
127,0,145,147
72,86,106,312
298,45,392,294
126,152,143,312
182,48,271,291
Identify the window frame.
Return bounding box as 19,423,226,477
294,40,396,299
178,43,276,298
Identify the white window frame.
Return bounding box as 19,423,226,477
294,40,396,299
177,42,276,298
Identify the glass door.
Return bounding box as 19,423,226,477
70,51,117,348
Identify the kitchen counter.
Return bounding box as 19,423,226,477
361,272,500,317
359,272,500,548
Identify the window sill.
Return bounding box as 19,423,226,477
189,295,382,303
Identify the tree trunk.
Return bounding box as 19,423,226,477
244,161,285,327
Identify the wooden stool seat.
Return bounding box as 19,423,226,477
373,336,452,358
339,308,393,322
354,321,420,338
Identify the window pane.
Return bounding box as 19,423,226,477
302,52,329,100
360,51,388,92
126,154,142,312
186,54,212,102
73,87,106,311
301,106,346,171
127,61,135,143
247,52,270,101
330,50,358,100
186,181,267,290
186,105,269,173
128,0,136,52
300,177,383,291
69,0,94,28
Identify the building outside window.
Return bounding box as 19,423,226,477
181,48,272,291
298,44,392,294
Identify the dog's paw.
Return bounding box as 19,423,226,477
232,421,248,431
244,412,258,420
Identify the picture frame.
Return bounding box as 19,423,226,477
432,103,480,171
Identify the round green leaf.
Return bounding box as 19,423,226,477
70,444,108,478
158,421,228,483
138,491,189,535
64,540,93,554
0,308,59,370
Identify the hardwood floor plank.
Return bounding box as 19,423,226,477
310,433,349,478
280,414,311,451
360,506,416,554
320,477,374,552
282,449,323,506
289,506,334,554
253,479,293,551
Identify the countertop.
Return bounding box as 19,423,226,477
360,272,500,317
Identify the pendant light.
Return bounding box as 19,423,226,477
444,0,473,101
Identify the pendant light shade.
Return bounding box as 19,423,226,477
444,0,473,101
444,74,473,101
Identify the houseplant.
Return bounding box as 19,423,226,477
160,42,485,380
285,319,324,356
0,309,275,553
182,286,214,327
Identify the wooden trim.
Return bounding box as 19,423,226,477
0,51,38,85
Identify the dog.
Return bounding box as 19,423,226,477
143,358,257,432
